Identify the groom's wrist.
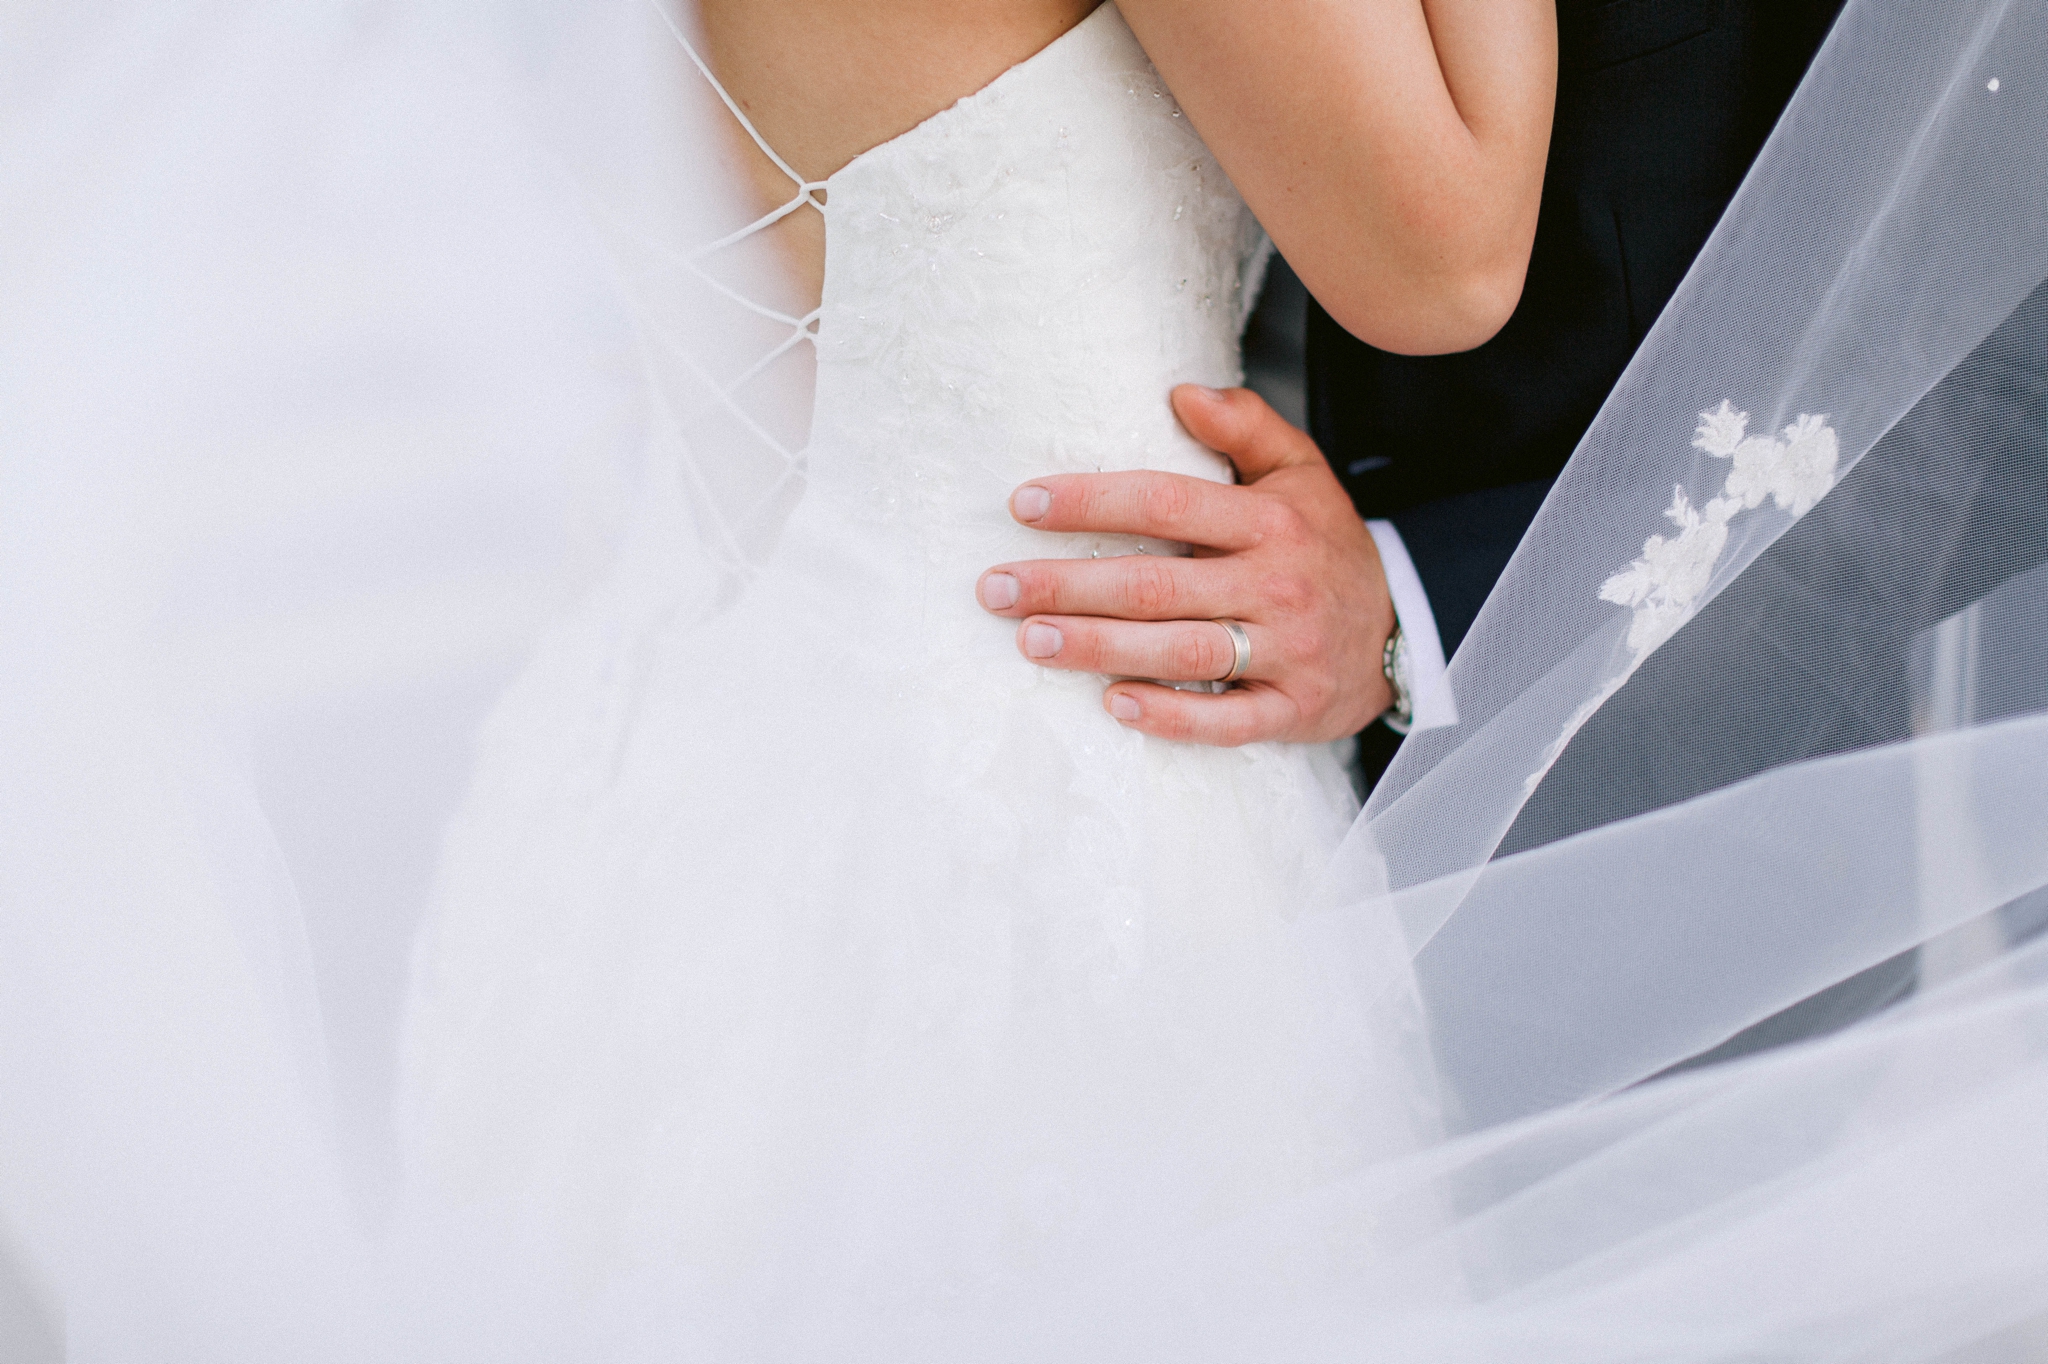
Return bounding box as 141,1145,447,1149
1364,520,1457,732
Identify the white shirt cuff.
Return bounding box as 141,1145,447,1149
1364,519,1458,732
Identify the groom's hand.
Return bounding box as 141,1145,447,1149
977,385,1396,746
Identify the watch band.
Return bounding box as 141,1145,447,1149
1381,623,1414,735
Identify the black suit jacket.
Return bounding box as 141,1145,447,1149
1309,0,1845,660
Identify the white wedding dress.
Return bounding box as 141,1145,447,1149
9,0,2048,1356
400,5,1420,1331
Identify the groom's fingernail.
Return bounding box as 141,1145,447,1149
1108,693,1141,722
1012,486,1052,522
1022,623,1063,659
979,573,1020,610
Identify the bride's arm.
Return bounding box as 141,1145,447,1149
1118,0,1554,355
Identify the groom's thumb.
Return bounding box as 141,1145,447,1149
1170,385,1321,484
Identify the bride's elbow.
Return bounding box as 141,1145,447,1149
1319,260,1528,357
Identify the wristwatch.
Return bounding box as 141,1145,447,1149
1381,623,1414,735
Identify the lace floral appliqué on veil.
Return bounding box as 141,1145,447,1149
1524,403,1839,793
1601,401,1839,655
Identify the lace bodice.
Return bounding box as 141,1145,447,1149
683,4,1270,576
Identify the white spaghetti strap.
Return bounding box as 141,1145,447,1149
646,0,828,218
641,0,827,526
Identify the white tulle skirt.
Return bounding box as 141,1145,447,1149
395,460,1431,1340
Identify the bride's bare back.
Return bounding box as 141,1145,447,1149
696,0,1095,302
698,0,1097,182
697,0,1556,356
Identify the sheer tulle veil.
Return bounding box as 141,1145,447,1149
2,0,2046,1358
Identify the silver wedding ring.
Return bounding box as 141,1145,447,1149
1213,618,1252,685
